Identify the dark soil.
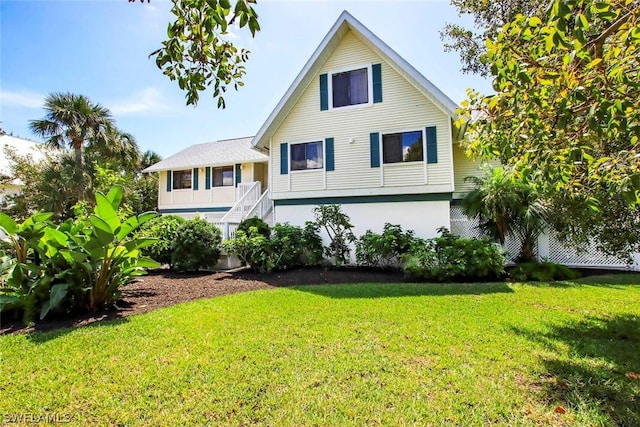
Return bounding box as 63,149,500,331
0,267,405,335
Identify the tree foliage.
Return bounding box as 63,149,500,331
137,0,260,107
462,168,547,262
28,92,140,200
458,0,640,259
441,0,544,76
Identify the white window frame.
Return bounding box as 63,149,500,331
289,139,325,173
172,169,192,191
381,128,426,166
327,63,373,111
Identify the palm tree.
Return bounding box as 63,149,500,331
462,167,547,262
29,92,138,199
140,150,162,171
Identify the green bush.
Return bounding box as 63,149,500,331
0,186,158,323
171,218,222,272
509,261,581,282
356,223,416,268
223,221,323,272
237,217,270,237
135,215,186,267
403,228,506,282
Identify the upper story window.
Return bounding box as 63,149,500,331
172,170,192,189
383,130,424,164
332,67,369,108
213,166,233,187
291,141,323,171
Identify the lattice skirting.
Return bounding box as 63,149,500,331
450,206,637,270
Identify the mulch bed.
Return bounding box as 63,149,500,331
0,267,405,335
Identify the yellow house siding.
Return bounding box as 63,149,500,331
383,163,424,187
452,143,500,198
270,30,452,196
291,171,324,192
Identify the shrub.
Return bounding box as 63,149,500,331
223,222,323,272
509,261,581,282
171,217,222,272
135,215,186,268
312,205,355,265
403,228,506,282
0,186,158,323
356,223,416,268
237,217,270,237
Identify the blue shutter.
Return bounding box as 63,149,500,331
193,168,199,190
325,138,334,171
319,74,328,111
369,133,380,168
426,126,438,164
280,143,289,175
372,63,382,103
205,167,211,190
235,164,241,186
166,171,172,192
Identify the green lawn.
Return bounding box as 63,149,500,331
1,275,639,426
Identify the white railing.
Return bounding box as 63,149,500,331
212,221,240,241
236,181,256,200
220,181,261,223
245,189,273,220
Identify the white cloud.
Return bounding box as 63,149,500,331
0,90,44,109
109,88,171,116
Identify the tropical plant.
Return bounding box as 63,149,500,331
356,223,416,269
28,92,140,199
458,0,640,259
135,215,186,267
171,218,222,272
237,217,270,237
509,261,581,282
403,228,506,282
0,186,158,322
312,205,356,265
462,168,547,262
223,222,323,273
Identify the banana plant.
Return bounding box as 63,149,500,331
0,186,159,322
60,186,159,312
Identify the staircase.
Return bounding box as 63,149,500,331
213,181,273,240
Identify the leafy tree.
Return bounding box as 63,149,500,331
140,150,162,170
313,205,356,265
131,0,260,107
28,92,140,198
458,0,640,259
462,168,547,262
441,0,544,76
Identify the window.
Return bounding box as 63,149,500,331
332,67,369,108
291,141,323,171
172,170,192,189
382,131,424,164
213,166,234,187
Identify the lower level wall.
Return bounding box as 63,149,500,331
274,198,451,260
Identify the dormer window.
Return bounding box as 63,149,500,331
332,68,369,108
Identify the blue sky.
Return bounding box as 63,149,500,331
0,0,492,158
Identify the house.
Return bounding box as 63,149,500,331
251,10,473,240
143,137,271,230
148,11,638,270
0,134,46,205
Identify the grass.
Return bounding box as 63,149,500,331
1,275,639,426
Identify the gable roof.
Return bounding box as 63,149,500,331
143,137,267,172
252,10,458,152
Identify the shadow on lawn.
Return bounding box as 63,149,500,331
513,314,640,425
290,281,514,299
